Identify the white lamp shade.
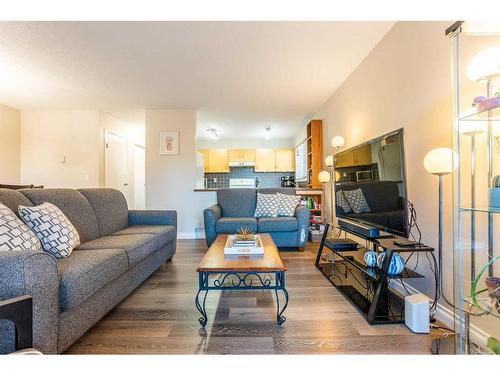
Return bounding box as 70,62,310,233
331,136,345,149
318,170,331,183
423,147,454,175
325,155,334,167
467,47,500,82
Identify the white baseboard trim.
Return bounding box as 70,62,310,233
389,279,490,349
177,232,198,239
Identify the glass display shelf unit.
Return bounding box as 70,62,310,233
448,22,500,355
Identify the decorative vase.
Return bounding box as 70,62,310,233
485,276,500,314
489,175,500,208
364,251,378,268
376,252,405,275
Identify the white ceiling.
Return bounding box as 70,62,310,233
0,21,394,141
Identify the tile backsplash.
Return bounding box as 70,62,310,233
204,167,294,189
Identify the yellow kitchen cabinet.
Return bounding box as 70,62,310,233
255,149,276,172
335,152,355,168
228,149,255,162
275,148,295,172
353,144,372,166
208,149,229,173
198,149,210,172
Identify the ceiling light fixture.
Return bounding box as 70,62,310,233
265,126,271,140
206,127,219,140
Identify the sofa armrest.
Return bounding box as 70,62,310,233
204,204,222,247
128,210,177,228
0,250,59,354
294,205,310,247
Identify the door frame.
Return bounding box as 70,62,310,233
104,129,130,201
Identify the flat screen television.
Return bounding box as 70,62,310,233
334,129,408,237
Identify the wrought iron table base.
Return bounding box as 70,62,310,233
195,271,288,327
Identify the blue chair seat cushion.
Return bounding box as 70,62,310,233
77,233,158,266
57,248,128,311
216,217,257,234
257,217,298,232
110,225,176,248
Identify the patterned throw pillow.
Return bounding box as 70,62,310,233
18,202,80,259
254,193,279,218
343,188,371,214
277,193,301,217
0,203,42,252
335,190,352,213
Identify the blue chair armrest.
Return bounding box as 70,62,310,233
204,204,222,247
128,210,177,228
294,205,310,247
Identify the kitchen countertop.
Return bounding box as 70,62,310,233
194,188,323,193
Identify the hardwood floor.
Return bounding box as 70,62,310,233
65,240,441,354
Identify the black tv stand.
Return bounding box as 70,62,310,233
315,223,434,325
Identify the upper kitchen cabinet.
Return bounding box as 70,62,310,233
275,148,295,172
255,148,276,172
228,149,255,162
335,144,372,168
207,149,229,173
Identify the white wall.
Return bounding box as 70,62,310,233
146,109,215,238
197,137,295,149
0,103,21,184
20,110,101,188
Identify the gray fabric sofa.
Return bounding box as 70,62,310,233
204,188,309,248
0,188,177,354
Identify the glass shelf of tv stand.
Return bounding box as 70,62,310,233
321,241,425,280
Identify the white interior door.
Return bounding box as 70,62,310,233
133,144,146,209
105,131,129,203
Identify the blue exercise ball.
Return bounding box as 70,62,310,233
376,252,405,275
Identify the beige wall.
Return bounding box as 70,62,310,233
313,21,498,343
315,21,455,313
0,103,21,184
20,110,101,188
146,109,215,238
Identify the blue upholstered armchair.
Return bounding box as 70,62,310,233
203,188,309,249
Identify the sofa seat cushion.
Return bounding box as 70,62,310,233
111,225,176,248
257,217,298,232
57,248,128,311
77,234,158,266
216,217,257,234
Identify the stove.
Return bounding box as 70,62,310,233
229,178,256,188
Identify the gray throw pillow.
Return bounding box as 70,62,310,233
254,193,279,218
335,190,352,213
0,203,42,252
19,202,80,258
277,193,301,217
343,188,371,214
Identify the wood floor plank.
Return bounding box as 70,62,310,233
66,239,441,354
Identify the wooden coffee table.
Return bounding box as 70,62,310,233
195,234,289,327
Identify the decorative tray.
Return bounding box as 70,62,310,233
224,234,264,255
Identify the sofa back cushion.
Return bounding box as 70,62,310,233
20,189,100,243
217,188,257,217
259,188,296,195
78,188,129,236
0,188,33,217
339,181,401,213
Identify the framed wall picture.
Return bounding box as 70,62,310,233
159,131,179,155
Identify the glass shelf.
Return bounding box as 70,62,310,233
458,103,500,122
459,206,500,214
462,296,500,319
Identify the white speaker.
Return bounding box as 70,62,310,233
404,293,430,333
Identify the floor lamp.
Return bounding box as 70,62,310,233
320,135,345,225
424,147,454,354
